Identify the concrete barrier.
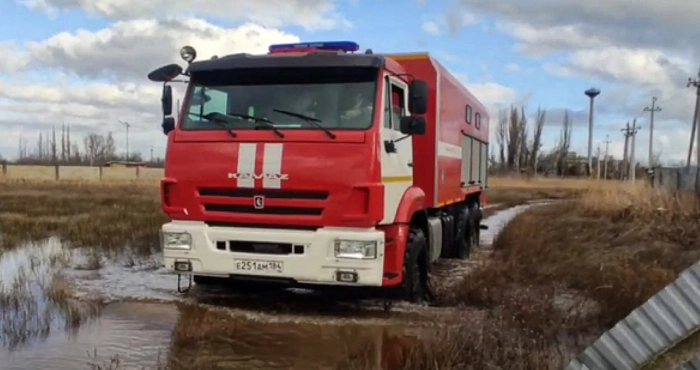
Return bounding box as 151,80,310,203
0,164,164,182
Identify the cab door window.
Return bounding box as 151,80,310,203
383,80,406,130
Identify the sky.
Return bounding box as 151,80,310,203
1,0,699,165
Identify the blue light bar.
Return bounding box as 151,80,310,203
268,41,360,53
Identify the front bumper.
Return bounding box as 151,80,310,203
161,221,386,286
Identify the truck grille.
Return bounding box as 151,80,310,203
215,240,305,255
198,187,328,217
203,204,322,216
199,188,328,200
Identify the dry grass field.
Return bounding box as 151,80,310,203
2,176,698,369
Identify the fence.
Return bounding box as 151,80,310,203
0,164,164,182
650,166,700,195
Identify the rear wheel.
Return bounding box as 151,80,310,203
398,227,430,303
469,202,482,248
453,205,472,259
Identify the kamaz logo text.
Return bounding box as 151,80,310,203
228,173,289,180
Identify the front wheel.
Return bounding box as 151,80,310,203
397,227,430,303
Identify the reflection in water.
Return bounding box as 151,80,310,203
167,303,424,370
0,301,426,370
0,237,101,350
1,302,176,369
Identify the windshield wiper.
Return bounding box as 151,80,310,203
272,109,336,139
202,112,237,137
227,112,285,138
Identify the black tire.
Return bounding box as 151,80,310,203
470,203,482,248
398,227,430,303
453,205,472,259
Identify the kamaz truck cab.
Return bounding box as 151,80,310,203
148,41,487,304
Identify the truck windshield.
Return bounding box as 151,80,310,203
181,66,379,131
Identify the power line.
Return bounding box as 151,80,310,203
643,96,661,167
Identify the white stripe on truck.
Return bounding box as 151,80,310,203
262,143,284,189
236,143,257,188
235,143,285,189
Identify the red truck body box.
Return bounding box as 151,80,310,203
386,53,491,208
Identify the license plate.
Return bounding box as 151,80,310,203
234,259,283,273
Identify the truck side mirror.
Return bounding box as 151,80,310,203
162,117,175,135
408,79,429,115
399,116,426,135
162,84,173,116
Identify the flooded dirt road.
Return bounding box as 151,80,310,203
0,203,541,370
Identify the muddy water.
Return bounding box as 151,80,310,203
0,203,541,370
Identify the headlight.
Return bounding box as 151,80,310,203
162,231,192,250
334,240,377,259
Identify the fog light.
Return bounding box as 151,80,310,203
174,260,192,272
336,270,358,283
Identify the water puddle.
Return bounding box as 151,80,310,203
0,203,544,369
1,301,174,369
0,237,100,350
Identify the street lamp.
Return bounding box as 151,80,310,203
585,88,601,176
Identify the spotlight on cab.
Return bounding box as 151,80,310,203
180,46,197,64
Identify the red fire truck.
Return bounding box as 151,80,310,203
147,41,489,303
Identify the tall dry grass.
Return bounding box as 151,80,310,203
0,179,165,254
486,175,621,206
409,180,700,369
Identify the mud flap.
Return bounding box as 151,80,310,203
177,273,192,293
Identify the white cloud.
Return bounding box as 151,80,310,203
444,10,479,33
0,17,303,159
20,0,351,31
421,21,441,35
504,63,520,72
465,82,517,117
18,19,300,81
446,0,700,166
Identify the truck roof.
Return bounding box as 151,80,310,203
186,52,385,73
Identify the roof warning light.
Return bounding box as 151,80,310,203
268,41,360,54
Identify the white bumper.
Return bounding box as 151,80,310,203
161,221,386,286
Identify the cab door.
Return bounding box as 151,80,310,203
378,75,414,224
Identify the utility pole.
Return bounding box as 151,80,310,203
150,146,154,162
643,96,662,168
629,119,639,181
687,69,700,168
585,88,601,177
119,120,131,161
621,122,630,180
603,134,611,180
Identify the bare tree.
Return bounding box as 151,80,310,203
495,108,508,166
556,110,573,176
517,106,529,170
506,105,519,169
529,107,546,173
51,126,57,163
83,133,104,166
